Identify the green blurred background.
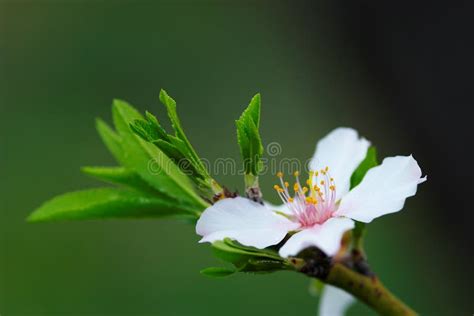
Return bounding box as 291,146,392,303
1,1,472,315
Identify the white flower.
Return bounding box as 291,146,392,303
318,285,355,316
196,128,426,257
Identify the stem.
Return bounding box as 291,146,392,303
325,263,417,316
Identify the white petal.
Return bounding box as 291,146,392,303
336,155,426,223
319,285,355,316
264,201,292,215
310,127,370,200
196,197,300,249
278,217,354,257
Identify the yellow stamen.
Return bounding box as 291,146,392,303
294,171,300,177
276,171,283,178
284,181,289,188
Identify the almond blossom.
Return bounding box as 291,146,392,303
196,128,426,257
318,285,355,316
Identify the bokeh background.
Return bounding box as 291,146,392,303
1,1,473,315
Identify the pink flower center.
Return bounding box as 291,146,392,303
273,168,337,227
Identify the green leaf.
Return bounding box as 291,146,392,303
159,89,207,173
210,239,291,274
130,111,170,143
153,139,185,162
96,118,125,163
130,119,156,142
236,94,264,178
223,239,282,259
129,91,221,197
145,111,169,141
213,239,283,262
350,146,378,189
200,267,236,278
352,220,367,250
308,279,325,297
240,258,290,273
81,166,156,194
28,188,198,222
350,146,379,250
247,93,261,128
111,99,208,209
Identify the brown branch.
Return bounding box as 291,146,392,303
325,263,417,316
294,247,417,316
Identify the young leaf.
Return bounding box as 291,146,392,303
28,187,199,222
210,239,291,274
350,146,379,250
130,111,170,143
236,94,264,179
128,91,222,197
213,239,283,262
96,118,125,163
81,166,156,194
350,146,378,189
153,139,185,162
111,99,208,209
145,111,169,141
308,279,325,297
159,89,208,174
200,267,236,278
130,119,157,142
240,258,290,273
223,238,282,259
